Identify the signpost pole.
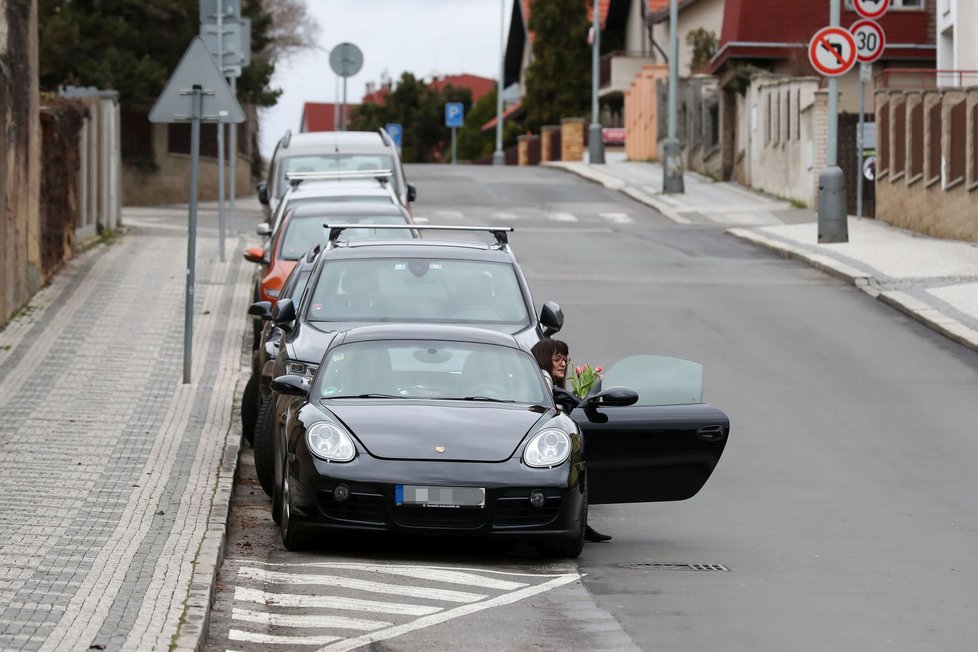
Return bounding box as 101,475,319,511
662,0,684,193
857,65,867,221
816,0,849,243
184,86,203,384
588,0,605,164
216,0,226,262
452,126,457,165
229,75,237,227
493,0,505,166
342,76,348,130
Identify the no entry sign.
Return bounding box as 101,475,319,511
851,19,886,63
853,0,890,20
809,26,858,77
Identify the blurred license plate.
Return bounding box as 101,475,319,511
396,485,485,508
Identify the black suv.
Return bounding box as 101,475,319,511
251,226,564,496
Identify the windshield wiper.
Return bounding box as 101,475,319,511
449,396,516,403
327,393,401,399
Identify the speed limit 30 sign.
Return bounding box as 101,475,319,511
809,26,857,77
851,19,886,63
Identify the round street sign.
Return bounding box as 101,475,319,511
851,19,886,63
863,156,876,181
809,26,858,77
329,43,363,78
853,0,890,20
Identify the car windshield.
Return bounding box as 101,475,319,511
306,258,531,331
315,340,548,404
270,194,394,236
277,154,398,198
278,216,412,261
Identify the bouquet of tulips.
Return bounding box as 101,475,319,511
570,363,603,398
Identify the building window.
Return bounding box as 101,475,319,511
846,0,924,9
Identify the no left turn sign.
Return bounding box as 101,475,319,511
851,19,886,63
854,0,890,20
809,26,858,77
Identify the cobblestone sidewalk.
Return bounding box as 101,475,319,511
0,217,252,651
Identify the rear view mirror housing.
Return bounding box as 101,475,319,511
248,301,273,321
406,183,417,203
256,222,272,237
270,374,309,397
256,181,269,205
539,301,563,337
243,246,268,265
586,386,639,408
272,298,296,330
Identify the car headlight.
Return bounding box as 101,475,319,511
286,361,318,377
523,429,571,468
306,421,356,462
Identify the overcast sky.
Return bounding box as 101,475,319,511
258,0,513,157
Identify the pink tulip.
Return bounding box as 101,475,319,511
595,366,603,373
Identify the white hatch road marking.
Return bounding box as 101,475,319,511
317,573,581,652
226,562,580,651
229,630,341,645
491,211,519,221
237,566,486,603
435,210,464,220
548,212,579,222
234,586,442,616
254,561,530,591
599,212,633,224
231,607,390,631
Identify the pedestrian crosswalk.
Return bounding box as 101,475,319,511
413,209,635,226
221,560,579,651
412,204,781,227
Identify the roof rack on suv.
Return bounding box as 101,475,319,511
378,127,392,147
280,129,292,149
286,169,393,187
324,224,514,246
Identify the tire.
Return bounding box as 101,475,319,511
539,483,587,559
253,394,277,497
272,424,284,525
280,467,307,550
251,282,262,350
241,374,259,446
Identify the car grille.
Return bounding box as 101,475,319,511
492,491,562,528
392,505,487,529
317,483,386,525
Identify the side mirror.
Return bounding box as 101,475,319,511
248,300,273,321
256,181,269,206
270,374,309,397
272,298,296,328
539,301,564,336
586,386,639,408
243,246,267,265
406,183,417,203
256,222,272,237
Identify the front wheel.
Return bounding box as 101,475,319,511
241,374,259,446
280,469,307,550
253,395,276,497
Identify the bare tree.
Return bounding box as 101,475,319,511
262,0,321,63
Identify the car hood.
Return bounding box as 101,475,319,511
324,401,551,462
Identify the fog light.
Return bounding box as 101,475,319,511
334,484,350,502
529,490,546,508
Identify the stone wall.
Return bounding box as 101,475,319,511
560,118,585,162
875,87,978,241
1,0,42,324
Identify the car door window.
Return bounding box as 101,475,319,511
600,355,703,406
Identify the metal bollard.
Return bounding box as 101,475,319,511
817,165,848,243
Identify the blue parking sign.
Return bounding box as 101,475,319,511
445,103,464,128
384,123,403,147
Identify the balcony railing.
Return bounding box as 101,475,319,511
879,69,978,89
600,50,655,88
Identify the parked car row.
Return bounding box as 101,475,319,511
241,130,731,557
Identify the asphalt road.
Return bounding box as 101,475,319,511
205,164,978,651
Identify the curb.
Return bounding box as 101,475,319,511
726,227,978,355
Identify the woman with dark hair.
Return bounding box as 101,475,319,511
530,338,612,543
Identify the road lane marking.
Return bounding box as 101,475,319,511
296,563,529,591
229,630,341,645
316,573,581,652
435,210,464,220
599,212,633,224
231,607,390,631
237,566,486,603
491,212,518,221
234,586,441,616
548,212,578,222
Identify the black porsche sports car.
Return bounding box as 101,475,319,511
268,324,730,557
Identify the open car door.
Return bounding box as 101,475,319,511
570,355,730,505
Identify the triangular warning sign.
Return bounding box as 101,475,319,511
149,36,245,124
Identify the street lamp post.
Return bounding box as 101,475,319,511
588,0,605,164
493,0,506,166
662,0,684,193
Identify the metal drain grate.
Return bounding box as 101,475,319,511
617,562,730,572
